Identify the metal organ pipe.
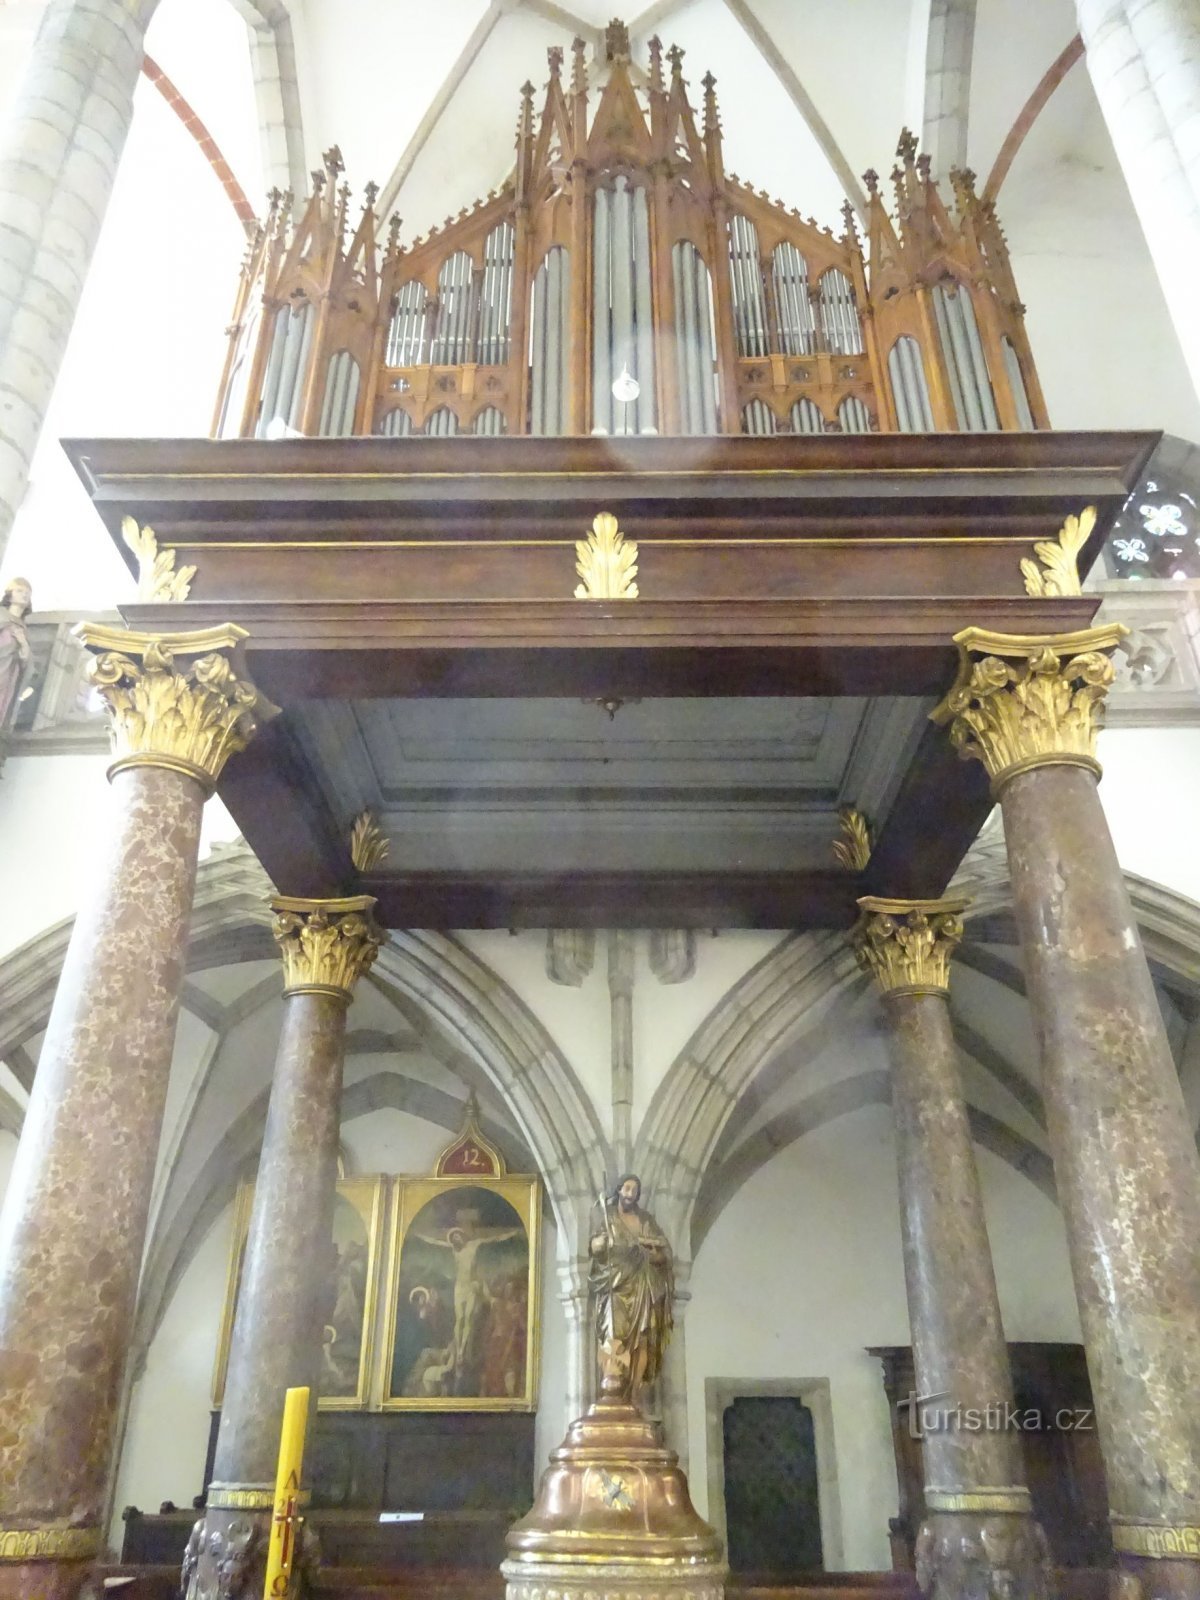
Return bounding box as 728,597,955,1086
258,302,313,437
773,244,814,357
837,396,872,434
319,350,362,436
387,281,428,366
888,335,934,431
932,283,998,430
791,398,824,434
612,177,634,434
632,185,656,433
472,406,505,435
672,241,718,435
590,179,657,435
218,305,260,438
742,398,776,435
592,186,611,433
1001,337,1035,428
378,407,413,437
546,246,564,435
818,269,863,356
529,245,569,435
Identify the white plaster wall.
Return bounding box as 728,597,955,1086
0,749,242,963
1099,727,1200,905
111,1197,236,1539
687,1103,1080,1571
0,1131,20,1204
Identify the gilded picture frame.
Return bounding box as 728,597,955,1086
212,1175,386,1411
381,1175,541,1411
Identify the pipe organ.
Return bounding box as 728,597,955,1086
214,21,1047,442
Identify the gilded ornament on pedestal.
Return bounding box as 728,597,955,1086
74,623,272,789
930,624,1128,793
574,513,639,600
854,896,969,997
832,807,872,870
349,810,390,872
121,515,197,603
271,894,384,999
1020,506,1096,598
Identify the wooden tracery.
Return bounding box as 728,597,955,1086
213,20,1047,442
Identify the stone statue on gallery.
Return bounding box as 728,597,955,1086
0,576,34,735
589,1172,674,1400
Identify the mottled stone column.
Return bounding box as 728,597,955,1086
187,896,382,1600
0,0,152,560
0,626,266,1600
854,897,1050,1600
935,624,1200,1599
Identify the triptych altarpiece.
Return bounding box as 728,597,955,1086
213,1111,542,1413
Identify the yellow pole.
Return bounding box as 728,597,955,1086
262,1386,310,1599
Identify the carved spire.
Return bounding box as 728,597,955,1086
547,44,564,81
605,17,631,60
647,34,665,95
571,35,588,94
667,42,685,83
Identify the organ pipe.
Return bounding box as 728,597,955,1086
215,34,1045,440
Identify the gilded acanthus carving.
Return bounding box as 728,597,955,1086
121,515,197,603
1020,505,1096,598
349,809,389,872
854,896,969,996
930,625,1128,793
575,512,639,600
74,624,270,788
271,895,384,998
832,806,872,870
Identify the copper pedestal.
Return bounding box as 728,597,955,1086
503,1397,725,1600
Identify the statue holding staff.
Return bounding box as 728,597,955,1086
589,1173,674,1404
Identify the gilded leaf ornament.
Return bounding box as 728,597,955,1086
853,896,969,996
121,515,197,603
832,807,872,870
1020,505,1096,598
349,810,390,872
574,512,639,599
271,895,384,998
930,624,1128,793
74,623,270,788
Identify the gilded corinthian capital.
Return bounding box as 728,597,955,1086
854,896,969,997
271,896,384,999
74,623,272,789
930,624,1128,795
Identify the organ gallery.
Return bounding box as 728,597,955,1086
1,7,1200,1600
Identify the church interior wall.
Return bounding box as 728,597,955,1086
684,1103,1082,1571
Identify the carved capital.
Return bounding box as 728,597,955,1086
271,895,384,999
74,624,272,790
930,625,1128,795
854,895,970,997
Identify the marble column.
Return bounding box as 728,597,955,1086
0,0,152,560
0,626,266,1600
1076,0,1200,405
934,624,1200,1598
188,896,382,1600
854,897,1049,1600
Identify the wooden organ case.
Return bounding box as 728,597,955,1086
213,20,1047,443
